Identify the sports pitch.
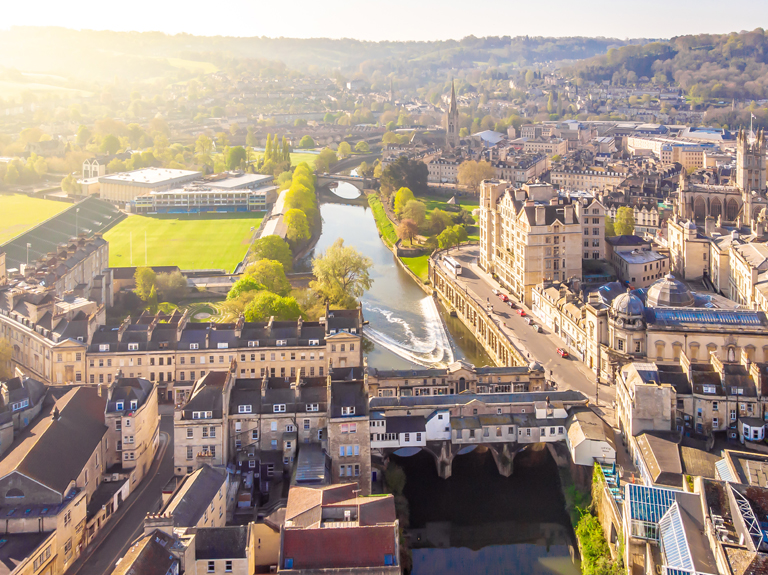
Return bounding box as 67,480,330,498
0,194,69,244
104,212,265,272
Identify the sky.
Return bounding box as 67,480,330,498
3,0,768,42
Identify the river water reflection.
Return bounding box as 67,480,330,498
299,181,491,369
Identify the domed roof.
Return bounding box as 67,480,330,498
612,291,644,316
646,274,695,308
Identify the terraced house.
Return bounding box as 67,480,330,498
86,306,364,402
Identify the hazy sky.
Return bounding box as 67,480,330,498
3,0,768,42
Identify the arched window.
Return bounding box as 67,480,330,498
6,488,24,499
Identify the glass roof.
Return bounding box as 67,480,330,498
627,483,678,523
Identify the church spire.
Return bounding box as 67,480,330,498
449,79,457,114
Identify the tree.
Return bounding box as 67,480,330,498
226,146,247,170
61,174,79,194
385,463,406,496
614,207,635,236
246,127,257,148
298,135,315,149
401,200,426,227
99,134,120,155
76,125,92,147
244,292,302,321
285,209,310,243
215,132,229,147
457,160,496,193
0,339,12,380
311,238,373,307
380,156,428,195
605,218,616,237
314,148,338,173
134,267,157,301
337,141,352,159
354,141,370,153
251,235,293,271
437,227,459,250
358,161,373,177
246,260,291,296
397,219,419,245
430,208,452,234
227,276,264,300
146,285,158,314
393,187,415,216
156,271,188,303
195,134,214,156
3,164,18,185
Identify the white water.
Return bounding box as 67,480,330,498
363,297,455,367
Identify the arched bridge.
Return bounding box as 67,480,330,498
316,173,378,191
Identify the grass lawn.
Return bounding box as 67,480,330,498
0,194,70,244
401,254,429,282
367,194,398,246
418,193,480,226
104,212,264,272
253,152,318,168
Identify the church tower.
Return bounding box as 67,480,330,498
445,80,460,148
736,126,766,193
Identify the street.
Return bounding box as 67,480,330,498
67,412,175,575
446,246,616,424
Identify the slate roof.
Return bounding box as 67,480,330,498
0,533,51,575
385,416,426,434
112,530,177,575
192,526,249,559
282,525,397,571
162,464,226,527
636,432,683,488
181,372,228,420
0,387,106,496
369,390,587,409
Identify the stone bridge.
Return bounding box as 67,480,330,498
375,440,572,480
316,173,377,191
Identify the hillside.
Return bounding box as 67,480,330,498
567,28,768,100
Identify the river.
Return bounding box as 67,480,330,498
299,179,491,370
302,179,579,575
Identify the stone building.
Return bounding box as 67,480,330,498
479,180,584,306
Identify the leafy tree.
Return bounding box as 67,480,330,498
294,118,308,127
229,123,241,137
227,276,264,300
226,146,247,170
337,141,352,159
323,113,335,124
3,165,18,185
401,199,426,227
605,218,616,237
298,135,315,149
285,209,310,243
393,187,415,216
76,125,92,147
251,235,293,270
380,156,427,195
245,260,291,296
156,271,188,303
354,141,370,153
430,208,452,234
457,160,496,193
310,238,373,307
438,227,460,250
358,161,373,177
385,463,406,496
453,209,475,226
0,339,12,380
99,134,120,155
146,285,158,314
614,206,635,236
61,174,79,194
397,219,419,245
215,132,229,147
244,292,302,321
246,127,257,148
134,267,157,301
195,134,214,156
314,148,338,173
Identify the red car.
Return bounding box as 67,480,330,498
517,309,526,316
557,348,569,358
497,293,509,302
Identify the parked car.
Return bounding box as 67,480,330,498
517,309,526,316
507,300,517,309
557,348,569,358
531,324,542,332
492,288,500,295
525,317,534,325
497,293,509,302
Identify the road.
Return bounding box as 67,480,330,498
446,246,616,424
68,412,175,575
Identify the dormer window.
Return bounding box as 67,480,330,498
341,407,355,416
248,341,258,347
128,343,139,351
217,343,228,349
239,405,252,414
273,404,286,413
130,400,138,410
276,340,287,346
115,401,124,411
308,339,319,346
190,343,199,350
306,403,319,412
99,344,109,352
